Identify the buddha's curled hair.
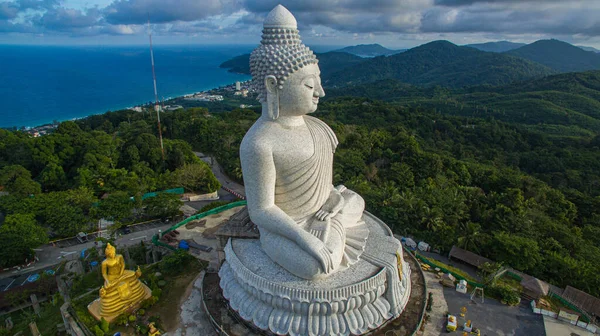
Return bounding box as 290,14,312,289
250,26,318,103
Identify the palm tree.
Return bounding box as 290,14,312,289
457,221,482,252
420,206,444,232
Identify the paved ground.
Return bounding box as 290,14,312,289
443,286,546,336
186,188,239,211
195,152,245,197
170,271,216,336
177,206,244,266
420,271,450,336
543,315,594,336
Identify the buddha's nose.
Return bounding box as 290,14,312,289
314,82,325,98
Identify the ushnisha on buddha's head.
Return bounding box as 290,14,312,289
250,5,325,120
105,243,116,258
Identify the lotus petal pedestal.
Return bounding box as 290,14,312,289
219,212,411,336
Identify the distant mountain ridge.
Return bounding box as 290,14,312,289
324,40,555,88
333,44,405,57
506,39,600,73
578,46,600,53
221,39,599,90
465,41,526,53
219,54,251,75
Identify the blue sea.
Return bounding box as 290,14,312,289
0,44,255,128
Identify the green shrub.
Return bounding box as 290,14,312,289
128,314,137,322
93,325,105,336
140,295,159,309
151,288,162,298
198,200,232,213
487,284,521,306
426,292,433,311
138,308,145,316
73,304,98,329
159,250,196,275
99,317,110,333
114,314,128,326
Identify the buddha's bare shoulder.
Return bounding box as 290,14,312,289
241,119,276,155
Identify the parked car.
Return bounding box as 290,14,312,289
119,226,132,235
76,232,88,243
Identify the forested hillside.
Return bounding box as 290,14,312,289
333,44,403,57
327,71,600,133
324,41,555,87
465,41,526,53
507,39,600,73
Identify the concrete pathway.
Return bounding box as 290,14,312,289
171,271,216,336
194,152,245,198
420,271,449,336
543,315,594,336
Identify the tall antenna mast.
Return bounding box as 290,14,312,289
148,15,165,160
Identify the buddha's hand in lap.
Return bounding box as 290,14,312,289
296,229,334,273
314,187,345,222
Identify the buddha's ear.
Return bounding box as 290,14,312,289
265,75,278,94
265,75,279,120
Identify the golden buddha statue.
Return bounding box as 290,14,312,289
88,243,151,322
148,322,161,336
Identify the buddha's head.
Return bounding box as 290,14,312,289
250,5,325,120
105,243,116,259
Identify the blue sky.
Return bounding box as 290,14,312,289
1,0,599,49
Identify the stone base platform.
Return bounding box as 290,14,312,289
87,283,152,322
219,212,411,336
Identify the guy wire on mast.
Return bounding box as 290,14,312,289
148,15,165,160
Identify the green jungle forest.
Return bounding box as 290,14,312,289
0,120,220,266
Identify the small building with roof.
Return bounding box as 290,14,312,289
448,246,492,269
521,277,550,300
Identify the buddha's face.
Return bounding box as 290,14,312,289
278,63,325,116
106,248,115,259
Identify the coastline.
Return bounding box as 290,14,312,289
8,78,251,130
15,78,253,132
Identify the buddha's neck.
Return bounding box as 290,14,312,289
275,115,305,127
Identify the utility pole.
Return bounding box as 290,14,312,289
148,15,165,160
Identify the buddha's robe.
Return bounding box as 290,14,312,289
99,269,148,317
272,116,369,271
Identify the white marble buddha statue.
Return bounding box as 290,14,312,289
241,5,369,280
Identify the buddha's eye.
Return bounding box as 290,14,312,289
304,78,315,89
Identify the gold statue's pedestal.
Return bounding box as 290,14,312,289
87,270,152,322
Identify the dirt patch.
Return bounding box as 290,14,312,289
202,223,224,239
146,269,203,332
185,219,207,230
